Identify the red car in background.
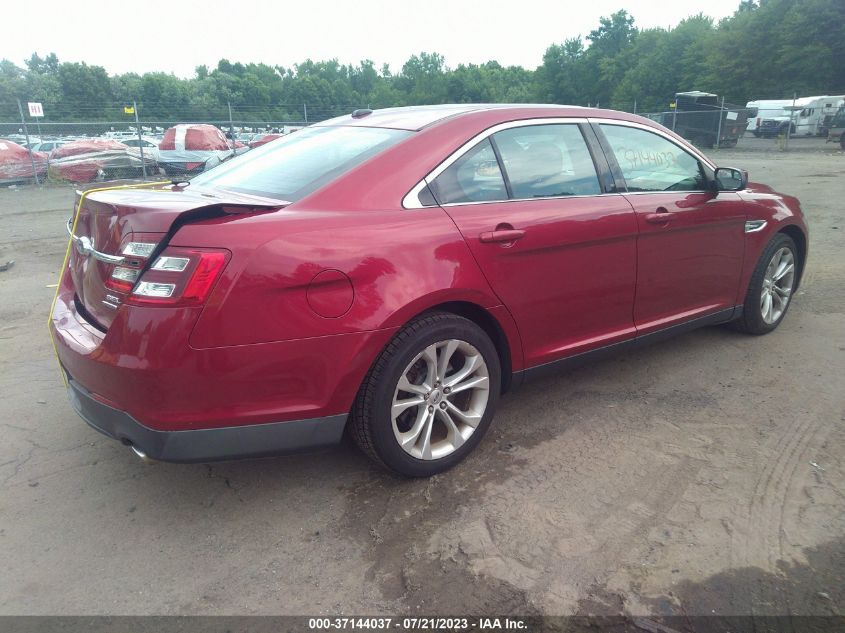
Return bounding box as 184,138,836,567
51,105,808,476
48,139,158,182
157,124,235,176
248,133,284,149
0,139,47,184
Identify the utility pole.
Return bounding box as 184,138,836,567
134,100,147,179
227,101,235,142
303,103,308,124
715,96,725,149
785,92,796,150
17,99,39,185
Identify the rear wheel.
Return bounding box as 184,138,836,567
732,233,798,335
350,312,501,477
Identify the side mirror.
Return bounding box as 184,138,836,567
714,167,748,192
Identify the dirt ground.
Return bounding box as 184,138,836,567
0,137,843,620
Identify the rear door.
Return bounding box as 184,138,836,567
595,122,745,334
429,120,638,369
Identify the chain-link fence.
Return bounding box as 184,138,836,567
0,100,368,185
2,97,839,187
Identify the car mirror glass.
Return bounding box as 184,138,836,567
714,167,747,192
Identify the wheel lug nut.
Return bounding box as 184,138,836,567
428,405,434,412
440,402,447,409
444,387,451,394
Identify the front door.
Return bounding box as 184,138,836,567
597,123,746,334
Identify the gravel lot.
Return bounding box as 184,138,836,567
0,137,843,619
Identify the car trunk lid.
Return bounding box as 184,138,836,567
68,185,285,330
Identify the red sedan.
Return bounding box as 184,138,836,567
51,105,808,476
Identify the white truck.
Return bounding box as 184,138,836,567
791,95,845,136
745,100,794,138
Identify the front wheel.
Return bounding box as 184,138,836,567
732,233,798,335
350,312,501,477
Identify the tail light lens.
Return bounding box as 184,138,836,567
105,241,158,292
126,247,230,306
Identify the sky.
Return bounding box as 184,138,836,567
4,0,742,77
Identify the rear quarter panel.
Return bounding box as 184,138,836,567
176,206,508,349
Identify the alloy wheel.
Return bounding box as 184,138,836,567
760,247,795,324
391,339,490,460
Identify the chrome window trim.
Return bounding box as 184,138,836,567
402,180,430,210
402,116,717,209
430,192,627,208
402,117,591,209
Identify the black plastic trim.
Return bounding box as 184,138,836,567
580,123,618,194
66,378,347,463
512,306,739,386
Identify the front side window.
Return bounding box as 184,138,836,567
429,138,507,204
191,125,412,201
600,124,707,192
492,124,601,198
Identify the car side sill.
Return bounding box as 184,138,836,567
513,306,740,385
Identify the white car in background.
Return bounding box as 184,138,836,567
121,136,161,161
30,140,70,154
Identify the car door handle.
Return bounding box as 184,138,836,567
644,208,672,224
479,229,526,243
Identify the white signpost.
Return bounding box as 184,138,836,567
27,102,44,118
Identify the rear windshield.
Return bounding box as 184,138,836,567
191,125,412,201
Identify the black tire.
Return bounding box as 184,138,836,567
840,134,845,151
732,233,798,335
350,312,501,477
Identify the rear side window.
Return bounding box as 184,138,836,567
429,138,507,204
191,126,412,201
600,124,706,192
492,124,601,198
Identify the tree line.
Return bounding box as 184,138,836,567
1,0,843,124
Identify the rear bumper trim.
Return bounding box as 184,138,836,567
67,378,347,463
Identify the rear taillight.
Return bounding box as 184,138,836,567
125,247,229,306
105,241,158,292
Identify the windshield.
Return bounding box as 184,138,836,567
191,125,412,201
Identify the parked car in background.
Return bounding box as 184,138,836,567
48,139,159,182
825,107,845,149
248,133,283,148
0,139,47,184
29,139,69,154
745,99,794,137
157,124,234,176
121,136,161,161
52,104,808,476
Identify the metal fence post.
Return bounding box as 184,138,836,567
227,101,235,141
715,96,725,149
785,92,796,150
134,100,147,180
303,103,308,124
17,99,39,185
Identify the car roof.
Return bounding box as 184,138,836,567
314,104,588,131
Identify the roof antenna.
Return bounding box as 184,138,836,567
351,108,373,118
